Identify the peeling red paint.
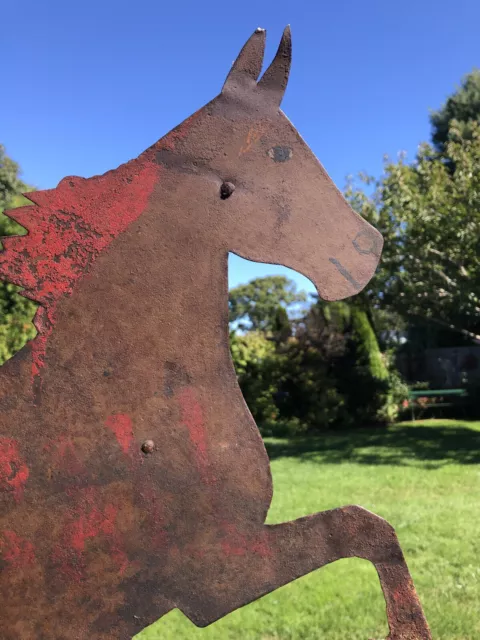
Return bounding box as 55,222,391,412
239,125,265,156
0,155,159,388
221,523,247,556
53,487,129,581
0,530,36,569
250,533,272,558
178,388,216,485
0,437,29,501
69,502,117,551
105,414,134,455
54,436,85,475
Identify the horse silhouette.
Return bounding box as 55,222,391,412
0,27,430,639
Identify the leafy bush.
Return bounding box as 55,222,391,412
230,330,284,427
380,368,410,423
230,291,408,434
260,416,308,438
332,307,408,427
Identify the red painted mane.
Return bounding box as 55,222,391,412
0,110,201,384
0,153,158,381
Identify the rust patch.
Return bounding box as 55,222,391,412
164,361,192,398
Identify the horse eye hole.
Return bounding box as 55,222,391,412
267,146,293,162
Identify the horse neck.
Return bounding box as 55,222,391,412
41,179,232,389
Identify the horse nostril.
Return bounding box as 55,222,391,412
220,181,236,200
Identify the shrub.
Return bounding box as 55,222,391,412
334,308,406,426
230,291,408,434
230,330,283,426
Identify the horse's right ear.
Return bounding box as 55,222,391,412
222,28,266,93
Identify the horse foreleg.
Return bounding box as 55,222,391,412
265,505,431,639
182,505,431,640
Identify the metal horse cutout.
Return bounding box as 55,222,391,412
0,27,431,639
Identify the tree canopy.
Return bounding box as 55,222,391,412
430,69,480,154
346,121,480,342
228,275,306,335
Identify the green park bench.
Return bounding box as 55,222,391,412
407,388,467,420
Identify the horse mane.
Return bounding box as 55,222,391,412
0,150,160,382
0,109,202,382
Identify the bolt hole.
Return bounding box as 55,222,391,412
220,181,235,200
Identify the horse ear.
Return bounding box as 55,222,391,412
222,28,266,93
257,26,292,106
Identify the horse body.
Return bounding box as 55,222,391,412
0,27,430,639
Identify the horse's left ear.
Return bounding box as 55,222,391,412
257,26,292,107
222,28,267,93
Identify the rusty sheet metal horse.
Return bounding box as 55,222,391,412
0,27,430,639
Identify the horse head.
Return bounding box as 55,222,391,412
155,26,382,301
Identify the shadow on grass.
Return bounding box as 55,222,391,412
264,422,480,469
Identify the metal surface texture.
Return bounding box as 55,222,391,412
0,27,431,639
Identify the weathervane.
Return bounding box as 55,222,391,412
0,26,430,639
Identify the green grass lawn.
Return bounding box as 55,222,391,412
137,419,480,639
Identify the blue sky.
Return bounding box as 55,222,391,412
3,0,479,295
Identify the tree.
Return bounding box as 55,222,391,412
229,277,406,433
272,300,349,430
229,276,305,433
345,121,480,343
0,145,37,364
431,69,480,154
291,301,405,427
228,275,306,336
332,306,399,426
